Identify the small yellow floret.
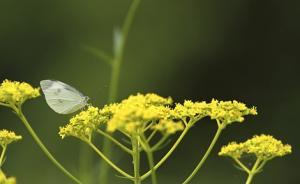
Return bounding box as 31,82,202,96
0,130,22,147
152,119,184,134
59,106,103,141
0,79,40,107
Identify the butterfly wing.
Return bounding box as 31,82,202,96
40,80,87,114
46,98,86,114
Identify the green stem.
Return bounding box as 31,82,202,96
245,159,261,184
141,125,191,181
132,136,141,184
182,125,224,184
14,107,82,184
0,146,7,167
150,135,169,152
87,141,133,180
96,129,132,154
99,0,141,182
147,129,158,142
234,158,250,174
140,135,157,184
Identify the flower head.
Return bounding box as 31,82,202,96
219,134,292,160
59,106,103,141
208,99,257,126
106,93,172,134
0,79,40,107
243,134,292,160
171,100,210,121
0,130,22,147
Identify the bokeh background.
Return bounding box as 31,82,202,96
0,0,299,183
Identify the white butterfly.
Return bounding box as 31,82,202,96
40,80,89,114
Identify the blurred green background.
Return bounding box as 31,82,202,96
0,0,299,183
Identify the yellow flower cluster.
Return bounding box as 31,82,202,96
0,79,40,107
209,99,257,125
60,93,257,139
59,106,104,141
171,100,210,120
171,99,256,126
151,120,184,134
0,130,22,147
106,93,173,134
0,171,16,184
219,134,292,160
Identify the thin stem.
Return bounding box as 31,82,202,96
147,129,158,142
182,125,224,184
150,135,169,152
14,107,82,184
96,129,132,154
140,135,157,184
100,0,142,182
256,160,267,172
0,146,7,167
0,102,10,108
234,158,250,174
87,141,133,180
132,136,141,184
141,125,191,181
245,159,261,184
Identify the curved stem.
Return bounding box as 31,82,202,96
182,126,224,184
0,146,7,167
87,141,133,180
96,129,132,154
15,107,82,184
245,159,261,184
141,125,191,181
140,135,157,184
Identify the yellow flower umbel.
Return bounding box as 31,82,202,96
106,93,174,135
0,79,40,108
0,130,22,148
171,100,210,122
208,99,257,127
219,134,292,184
59,106,104,141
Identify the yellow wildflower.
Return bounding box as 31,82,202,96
243,134,292,160
59,106,104,141
0,130,22,147
152,119,184,134
171,100,210,121
218,142,244,158
106,93,172,134
0,79,40,107
219,134,292,160
208,99,257,125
